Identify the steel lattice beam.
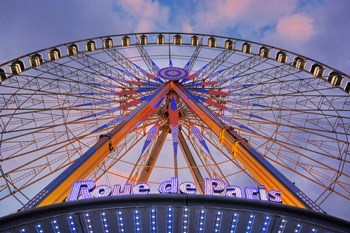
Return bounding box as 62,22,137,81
135,36,158,75
187,36,203,74
178,129,205,194
138,125,170,182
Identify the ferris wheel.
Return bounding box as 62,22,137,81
0,32,349,220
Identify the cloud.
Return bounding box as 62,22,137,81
182,23,193,33
192,0,296,35
301,1,350,73
274,13,315,43
193,0,251,31
114,0,170,32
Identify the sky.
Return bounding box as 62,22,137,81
0,0,350,75
0,0,349,221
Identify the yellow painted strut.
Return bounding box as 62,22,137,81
22,84,171,209
173,82,318,211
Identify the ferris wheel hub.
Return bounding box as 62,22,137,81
158,67,188,81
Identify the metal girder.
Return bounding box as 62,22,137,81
103,48,149,82
215,55,267,85
198,49,234,81
21,83,171,210
135,36,157,75
178,129,205,194
138,125,170,182
187,36,203,74
173,82,323,212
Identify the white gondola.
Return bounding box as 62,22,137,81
242,42,252,53
208,37,216,48
191,35,199,46
122,36,130,46
276,51,287,63
259,47,269,58
344,81,350,94
310,64,324,77
225,39,234,50
67,44,79,56
48,48,61,61
328,72,343,87
173,34,182,45
9,60,25,75
293,57,306,70
29,54,43,68
85,40,96,52
157,34,165,45
0,68,6,82
103,38,113,49
139,35,147,45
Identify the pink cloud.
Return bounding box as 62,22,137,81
193,0,296,34
275,13,315,42
194,0,251,31
182,23,193,33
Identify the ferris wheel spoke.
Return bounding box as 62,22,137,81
249,131,349,179
4,74,114,108
264,154,350,201
38,57,141,94
137,125,169,182
36,59,124,87
186,35,204,74
224,103,347,137
104,49,156,84
126,122,165,184
0,158,75,203
220,61,301,90
193,49,234,84
182,115,231,182
0,136,92,193
1,113,99,151
126,154,148,185
214,54,269,86
220,115,256,133
135,36,159,76
219,61,295,88
186,130,220,180
244,116,349,146
67,52,141,83
219,73,328,114
178,129,205,193
0,109,104,141
246,121,347,164
228,74,349,122
1,127,96,161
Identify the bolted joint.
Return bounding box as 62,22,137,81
99,134,114,152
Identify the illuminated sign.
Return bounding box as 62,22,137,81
68,177,282,203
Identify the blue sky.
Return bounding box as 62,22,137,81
0,0,349,74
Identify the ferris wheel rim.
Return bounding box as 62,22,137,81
0,32,349,86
